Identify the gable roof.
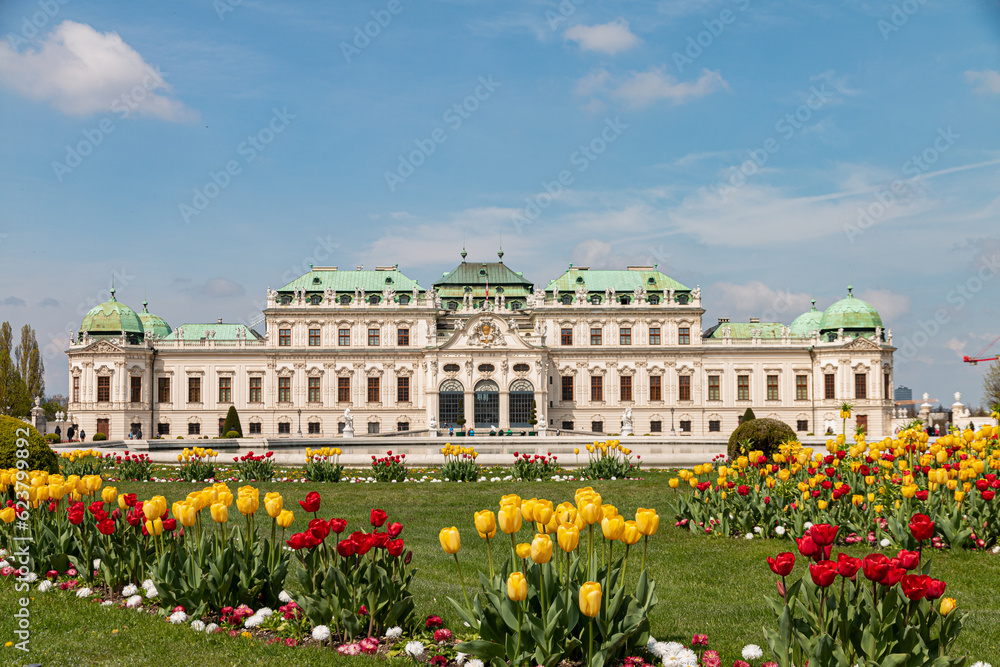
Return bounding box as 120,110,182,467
545,267,690,293
434,261,533,288
277,267,421,293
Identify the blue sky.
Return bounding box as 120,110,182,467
1,0,999,406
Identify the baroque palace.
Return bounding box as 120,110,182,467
66,251,895,440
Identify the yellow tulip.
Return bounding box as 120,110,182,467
516,542,532,559
940,598,957,616
507,571,528,601
264,492,283,519
534,503,554,526
635,508,659,536
498,505,523,534
580,499,602,525
557,523,580,552
236,495,257,516
178,503,197,528
601,515,625,541
101,486,117,504
521,498,538,523
474,510,497,539
500,494,521,509
530,533,553,564
601,504,618,520
621,520,641,546
439,526,461,554
145,517,163,536
579,581,602,618
210,502,228,523
668,478,679,489
0,507,14,524
276,509,294,528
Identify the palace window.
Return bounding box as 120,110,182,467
620,375,633,402
649,295,660,305
590,375,603,402
590,327,602,345
368,422,380,434
561,328,573,346
368,328,380,346
339,328,350,346
188,423,201,435
649,327,661,345
219,377,232,403
561,294,572,305
825,374,836,399
278,422,291,434
278,377,291,403
592,421,603,433
797,419,809,432
650,375,662,401
737,374,750,401
278,328,291,346
855,373,867,399
158,423,170,436
590,294,601,305
678,376,691,401
187,377,201,403
158,377,170,403
367,377,380,403
130,376,142,403
513,363,529,372
339,294,351,305
308,377,321,403
397,328,409,346
766,375,779,401
308,328,321,346
678,327,690,345
97,376,110,402
308,422,321,434
620,327,632,345
620,295,631,305
397,422,409,431
249,422,262,434
707,375,720,401
397,376,410,403
249,377,262,403
561,376,573,402
73,376,80,403
650,420,662,433
561,421,574,430
444,363,460,372
709,420,721,432
680,420,692,433
796,375,808,400
337,377,350,403
884,374,891,400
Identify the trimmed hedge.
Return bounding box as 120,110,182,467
224,430,241,439
222,406,242,438
727,417,796,460
0,415,59,474
93,432,107,441
46,433,61,443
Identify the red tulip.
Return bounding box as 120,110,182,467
299,491,321,514
303,532,321,549
862,553,891,582
123,493,137,508
809,523,839,547
68,507,84,525
329,518,347,534
97,518,116,535
286,533,307,550
767,552,796,577
924,578,946,600
896,549,919,571
162,518,177,532
909,514,934,542
796,535,820,560
836,553,862,579
308,518,330,540
336,539,357,558
387,522,403,538
901,574,932,600
387,538,404,557
370,509,388,527
879,567,906,587
809,560,839,588
983,491,995,501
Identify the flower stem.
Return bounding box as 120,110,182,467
454,553,470,609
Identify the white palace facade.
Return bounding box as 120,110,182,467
66,253,896,440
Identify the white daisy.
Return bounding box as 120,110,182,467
742,644,764,661
311,625,331,641
385,626,403,640
141,579,154,590
0,560,8,568
145,586,158,598
205,623,219,633
126,594,143,607
745,533,754,540
775,526,786,536
190,620,206,631
404,641,425,658
93,559,101,570
880,538,891,548
456,652,467,664
21,572,37,583
804,522,813,530
76,587,92,598
278,590,292,603
970,663,992,667
122,584,138,596
37,580,53,593
256,607,273,618
244,615,262,628
100,600,114,606
169,611,188,624
466,660,484,667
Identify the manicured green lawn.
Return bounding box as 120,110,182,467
3,472,998,666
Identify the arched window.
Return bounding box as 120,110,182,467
448,301,458,310
561,294,572,305
509,379,534,427
474,380,500,428
339,294,351,305
368,294,380,305
649,295,660,305
620,295,631,305
677,294,689,305
399,294,410,305
438,379,464,428
590,294,601,305
510,301,521,310
309,294,321,305
280,295,292,305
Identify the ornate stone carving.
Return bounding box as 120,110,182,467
469,317,506,347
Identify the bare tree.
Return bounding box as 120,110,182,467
14,324,44,399
984,360,1000,411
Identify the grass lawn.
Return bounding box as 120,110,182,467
3,471,999,666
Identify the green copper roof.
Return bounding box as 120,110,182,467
277,267,421,293
162,323,261,341
705,322,785,339
818,287,882,332
545,267,690,294
138,301,172,338
80,290,144,335
790,299,823,336
434,260,533,288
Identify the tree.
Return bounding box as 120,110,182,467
742,407,756,423
0,323,31,416
14,324,44,399
42,394,68,421
984,360,1000,412
222,405,243,437
528,400,538,427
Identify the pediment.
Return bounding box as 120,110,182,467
84,340,123,354
437,313,535,351
845,336,881,351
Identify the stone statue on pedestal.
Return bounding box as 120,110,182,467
343,408,355,438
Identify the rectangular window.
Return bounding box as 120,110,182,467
308,422,321,434
368,328,380,346
308,328,321,346
825,373,836,400
678,327,690,345
338,377,351,403
368,422,380,434
187,377,201,403
308,377,321,403
561,328,573,346
561,376,573,402
650,375,662,401
278,377,291,403
397,376,410,403
620,375,633,402
249,377,262,403
737,374,750,401
397,421,409,432
590,375,603,401
278,422,290,434
188,423,201,435
590,327,602,345
620,327,632,345
219,418,226,436
796,375,808,400
708,375,720,401
680,420,692,433
218,377,232,403
766,375,779,401
591,421,603,433
157,423,169,436
709,420,721,432
650,420,662,433
883,374,890,400
796,419,809,432
72,376,80,403
367,377,380,403
129,376,142,403
157,377,170,403
397,328,409,346
249,422,262,434
649,327,661,345
679,375,691,401
97,376,110,402
278,328,291,346
338,328,350,346
561,421,574,431
855,373,867,400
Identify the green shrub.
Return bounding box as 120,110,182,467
46,433,60,443
742,407,756,422
224,430,241,439
727,417,795,460
0,415,59,473
222,405,242,437
93,432,107,442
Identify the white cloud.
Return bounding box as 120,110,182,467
855,288,911,324
565,19,640,55
707,281,812,323
0,21,196,121
574,69,611,97
611,67,728,108
964,69,1000,96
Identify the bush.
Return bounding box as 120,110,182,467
0,415,59,474
222,405,242,437
727,417,795,460
224,430,241,439
46,433,60,443
742,407,756,422
93,432,107,441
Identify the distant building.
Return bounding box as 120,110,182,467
894,386,913,402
